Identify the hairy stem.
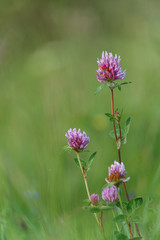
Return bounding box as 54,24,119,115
98,211,105,236
76,152,90,200
117,187,133,238
110,88,142,238
111,88,118,141
76,152,105,236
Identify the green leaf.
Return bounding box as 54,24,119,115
118,85,121,91
114,81,132,91
109,130,117,139
0,225,7,240
109,129,125,139
88,151,97,162
84,206,100,213
94,84,105,95
63,145,73,151
123,136,127,145
105,82,118,88
74,158,87,169
107,181,116,188
83,199,91,204
108,201,118,207
87,152,97,171
123,117,131,144
105,113,113,118
131,215,141,223
127,197,143,216
119,82,132,86
114,231,119,236
120,129,125,139
101,183,109,190
129,238,142,240
116,233,129,240
104,179,123,188
113,214,125,222
99,205,113,211
105,113,115,122
125,117,131,135
116,201,128,211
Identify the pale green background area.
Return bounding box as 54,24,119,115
0,0,160,239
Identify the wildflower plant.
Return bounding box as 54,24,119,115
64,51,143,240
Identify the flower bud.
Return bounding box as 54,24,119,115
90,193,100,205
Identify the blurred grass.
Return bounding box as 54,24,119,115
0,0,160,239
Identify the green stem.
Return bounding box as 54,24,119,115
76,152,104,232
116,187,133,238
112,209,120,232
76,152,91,200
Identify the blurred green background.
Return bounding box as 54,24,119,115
0,0,160,239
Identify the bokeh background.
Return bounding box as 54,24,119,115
0,0,160,239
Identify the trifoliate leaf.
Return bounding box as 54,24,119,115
113,214,125,222
115,233,129,240
99,205,113,211
83,206,100,213
131,215,141,223
127,197,143,216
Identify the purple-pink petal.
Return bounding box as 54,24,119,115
102,186,118,203
105,160,130,183
96,51,126,83
65,128,90,152
108,161,127,179
90,193,100,205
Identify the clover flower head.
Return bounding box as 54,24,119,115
65,128,90,152
90,193,100,205
96,51,126,83
105,160,130,183
102,186,118,203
